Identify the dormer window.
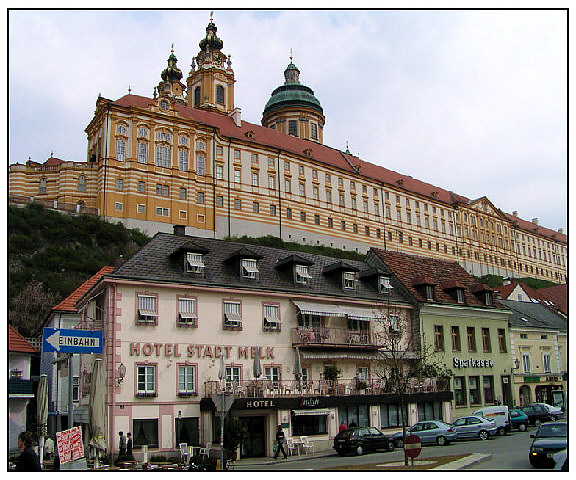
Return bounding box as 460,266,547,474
186,252,205,274
295,265,312,284
425,285,435,301
456,289,465,304
379,276,393,293
343,272,356,290
242,259,259,279
484,291,493,306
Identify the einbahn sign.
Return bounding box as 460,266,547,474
42,328,104,354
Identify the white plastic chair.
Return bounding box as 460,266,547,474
286,437,299,456
179,443,188,463
199,445,210,459
299,436,314,454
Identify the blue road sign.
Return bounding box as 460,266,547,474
42,328,104,354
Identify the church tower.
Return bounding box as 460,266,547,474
157,45,187,104
262,52,325,143
186,13,235,114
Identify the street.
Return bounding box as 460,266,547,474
236,428,553,471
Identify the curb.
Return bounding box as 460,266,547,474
432,453,492,470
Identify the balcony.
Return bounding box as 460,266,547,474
291,327,381,349
204,377,449,398
9,379,36,397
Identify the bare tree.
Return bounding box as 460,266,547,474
9,281,57,337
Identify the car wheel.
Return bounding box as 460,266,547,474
518,423,527,432
551,415,557,421
337,449,346,457
387,440,395,452
478,430,489,441
396,438,404,449
436,436,447,446
497,427,505,436
534,419,542,428
355,444,364,456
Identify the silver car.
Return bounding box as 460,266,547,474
392,420,457,447
452,415,497,440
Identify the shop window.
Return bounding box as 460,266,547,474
292,414,328,436
483,376,494,404
133,419,159,447
417,402,443,421
175,417,199,448
454,376,466,406
469,376,481,405
338,405,369,428
380,404,403,428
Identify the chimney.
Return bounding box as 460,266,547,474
512,211,518,217
558,228,564,234
532,218,539,225
173,224,186,236
229,107,242,127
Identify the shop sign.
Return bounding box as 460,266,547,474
453,357,494,369
524,376,540,382
545,376,559,382
129,342,274,360
299,397,321,408
245,399,276,409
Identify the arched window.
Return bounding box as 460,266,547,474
78,175,86,192
138,143,148,163
216,85,225,104
194,87,201,106
117,139,126,161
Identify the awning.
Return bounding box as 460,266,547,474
243,264,260,274
301,351,382,361
292,300,346,317
179,312,197,319
138,309,158,317
292,409,331,416
340,305,384,322
187,259,205,268
225,312,242,322
264,316,281,323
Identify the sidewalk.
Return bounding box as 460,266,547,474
233,449,490,470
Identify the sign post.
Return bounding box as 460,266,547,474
403,434,422,470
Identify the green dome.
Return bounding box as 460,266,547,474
263,84,323,116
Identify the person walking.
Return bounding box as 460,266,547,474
44,434,55,460
126,432,133,458
339,420,348,433
273,425,288,460
118,431,127,456
15,432,41,471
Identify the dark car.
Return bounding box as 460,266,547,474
391,420,457,447
510,409,529,432
529,421,567,468
333,426,395,456
516,404,556,427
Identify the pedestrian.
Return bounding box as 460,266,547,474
44,434,55,460
126,432,133,457
15,432,41,471
118,431,127,456
349,421,357,428
273,424,288,460
339,420,348,433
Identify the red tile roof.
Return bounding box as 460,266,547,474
52,266,116,313
503,213,566,243
9,325,38,353
373,249,500,307
531,284,567,315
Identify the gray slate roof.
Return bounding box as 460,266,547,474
499,299,567,332
111,233,410,304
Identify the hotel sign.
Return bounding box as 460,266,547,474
129,342,274,360
453,357,494,369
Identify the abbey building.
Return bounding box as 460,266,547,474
8,16,567,283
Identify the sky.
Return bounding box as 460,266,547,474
7,8,568,233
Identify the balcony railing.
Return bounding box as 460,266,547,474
291,327,381,348
204,377,449,398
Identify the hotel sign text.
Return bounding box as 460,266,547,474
129,342,274,360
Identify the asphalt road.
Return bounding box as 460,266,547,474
237,428,553,471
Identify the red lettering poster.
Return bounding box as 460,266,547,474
56,426,85,464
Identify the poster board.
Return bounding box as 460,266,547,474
56,426,85,464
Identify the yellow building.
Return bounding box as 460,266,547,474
8,16,567,284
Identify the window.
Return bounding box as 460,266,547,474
180,187,187,200
286,208,292,219
498,329,507,353
311,123,318,140
263,304,281,330
216,195,224,207
341,220,346,231
137,294,158,324
295,265,312,284
434,325,444,351
216,85,224,104
425,285,435,301
117,139,126,161
136,365,156,396
451,326,461,352
314,214,320,225
225,366,241,389
156,206,169,216
292,413,328,436
417,402,443,421
138,181,146,193
380,404,402,428
72,376,80,402
299,183,306,196
194,86,201,106
343,272,356,290
163,185,170,197
300,211,306,222
115,202,123,211
179,150,189,171
543,352,552,373
117,179,124,191
252,172,259,187
241,259,259,279
285,179,291,193
483,376,494,404
223,301,242,327
455,288,464,304
454,376,466,406
481,328,491,353
138,127,149,138
234,170,242,184
234,198,242,210
78,176,86,192
522,353,531,373
326,190,332,203
156,145,171,168
270,205,277,216
268,175,276,189
137,204,146,213
467,327,477,352
469,376,480,405
289,120,297,136
197,155,206,176
178,297,198,327
388,315,400,334
313,186,319,200
216,165,224,180
252,201,259,213
328,217,333,228
186,252,205,273
178,365,197,395
379,276,392,293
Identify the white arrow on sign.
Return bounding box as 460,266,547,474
46,330,101,352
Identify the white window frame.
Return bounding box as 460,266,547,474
241,259,259,279
343,272,356,290
137,294,158,324
224,301,242,327
379,276,392,293
295,265,313,284
137,204,146,213
197,155,206,176
179,149,189,171
117,139,126,161
263,304,281,330
265,366,281,382
115,202,123,211
522,353,532,374
542,352,552,373
178,297,198,327
178,365,196,395
225,366,241,390
156,207,169,217
186,252,205,274
137,365,156,395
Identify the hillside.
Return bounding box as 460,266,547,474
8,203,150,336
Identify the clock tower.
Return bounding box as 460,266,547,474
187,13,235,114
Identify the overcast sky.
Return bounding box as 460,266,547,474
8,8,567,233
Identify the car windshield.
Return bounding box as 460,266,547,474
537,424,567,438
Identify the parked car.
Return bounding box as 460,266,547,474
333,426,395,456
451,415,497,440
533,402,563,417
509,409,529,432
472,406,511,436
529,421,567,468
391,420,457,447
515,404,556,427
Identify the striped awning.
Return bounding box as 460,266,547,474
339,305,384,321
291,409,331,416
292,300,346,317
301,351,382,361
